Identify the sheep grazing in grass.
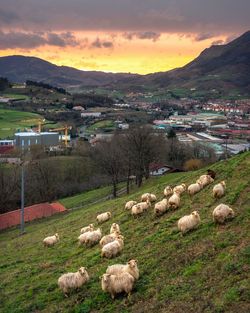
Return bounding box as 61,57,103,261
78,228,102,246
131,199,151,216
154,198,169,216
177,211,201,234
141,193,156,202
96,212,112,224
207,169,216,179
80,224,94,234
213,204,235,224
99,230,120,248
85,228,102,246
125,200,137,210
43,233,59,247
173,183,187,195
58,267,89,297
110,223,120,234
106,259,139,281
101,235,124,258
164,186,173,197
213,181,226,199
198,174,214,188
187,181,203,197
101,272,135,299
168,191,181,210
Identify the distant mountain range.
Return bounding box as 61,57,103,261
0,31,249,94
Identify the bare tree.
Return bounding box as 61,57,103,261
93,138,123,197
124,126,165,187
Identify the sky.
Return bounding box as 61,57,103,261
0,0,249,74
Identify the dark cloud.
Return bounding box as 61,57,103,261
0,31,80,49
123,31,161,41
91,38,114,49
194,32,216,41
0,1,249,35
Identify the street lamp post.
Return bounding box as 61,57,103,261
20,162,25,234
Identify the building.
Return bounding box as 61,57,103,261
14,132,59,149
81,112,102,118
149,163,181,176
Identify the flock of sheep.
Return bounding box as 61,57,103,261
42,168,235,299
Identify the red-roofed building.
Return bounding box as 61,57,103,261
0,202,67,230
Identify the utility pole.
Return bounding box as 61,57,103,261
20,161,25,234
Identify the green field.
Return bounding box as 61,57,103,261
2,94,30,101
0,152,249,313
0,109,43,139
86,120,115,133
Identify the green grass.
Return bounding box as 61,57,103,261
86,120,115,133
1,93,30,101
60,182,126,209
0,108,42,139
0,152,249,313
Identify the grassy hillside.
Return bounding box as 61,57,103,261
0,108,42,139
0,152,249,313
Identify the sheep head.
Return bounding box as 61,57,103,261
55,233,59,239
191,211,200,219
221,181,226,187
128,259,137,268
229,208,235,217
79,267,87,276
108,212,112,217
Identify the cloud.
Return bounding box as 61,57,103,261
0,31,80,49
211,39,225,45
91,38,114,49
194,32,216,41
123,31,161,41
0,1,249,35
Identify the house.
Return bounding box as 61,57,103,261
149,163,182,176
81,112,102,118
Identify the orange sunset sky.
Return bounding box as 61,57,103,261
0,0,249,74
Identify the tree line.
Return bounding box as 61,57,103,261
0,126,216,214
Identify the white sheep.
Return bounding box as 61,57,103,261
101,272,135,299
110,223,120,234
43,233,59,247
78,228,102,246
96,212,112,224
101,235,124,258
131,199,151,216
164,186,173,197
141,193,156,202
154,198,169,216
125,200,137,210
177,211,201,234
198,174,214,188
80,224,94,234
58,267,89,296
213,181,226,199
168,191,181,210
187,181,203,197
99,230,120,248
213,204,235,224
106,259,139,281
173,183,187,194
85,228,102,246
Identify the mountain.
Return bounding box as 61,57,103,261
0,31,249,94
143,31,250,94
0,55,139,87
0,151,249,312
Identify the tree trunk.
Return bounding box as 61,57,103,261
112,179,117,198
